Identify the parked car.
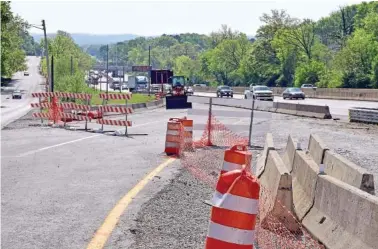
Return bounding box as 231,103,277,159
244,85,274,101
24,71,29,76
12,90,22,99
216,85,233,98
184,86,194,95
301,84,317,89
282,87,305,100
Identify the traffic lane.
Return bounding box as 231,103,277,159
1,107,185,249
1,107,187,158
194,92,378,117
1,56,44,128
90,82,130,92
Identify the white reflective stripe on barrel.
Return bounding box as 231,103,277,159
207,221,255,245
165,142,179,148
167,130,180,135
211,191,259,214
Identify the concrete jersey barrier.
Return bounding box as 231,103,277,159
282,135,302,172
256,133,275,177
302,175,378,249
308,133,375,194
258,150,299,232
308,134,329,165
189,96,332,119
323,150,375,195
291,150,319,221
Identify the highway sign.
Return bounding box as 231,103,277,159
132,65,152,72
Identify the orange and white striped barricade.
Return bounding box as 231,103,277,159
165,118,183,156
55,92,92,130
180,118,193,151
221,145,252,175
31,92,55,124
98,93,132,135
205,169,260,249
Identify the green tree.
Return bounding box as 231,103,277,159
1,1,28,77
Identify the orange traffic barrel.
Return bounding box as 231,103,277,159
165,118,183,155
180,119,193,150
221,145,252,175
206,169,260,249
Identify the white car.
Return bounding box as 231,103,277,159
301,84,317,89
244,85,274,101
12,90,22,99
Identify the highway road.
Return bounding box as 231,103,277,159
1,56,44,128
194,92,378,117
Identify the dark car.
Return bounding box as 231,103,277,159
282,87,305,100
24,71,29,76
217,86,233,98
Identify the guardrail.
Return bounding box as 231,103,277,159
349,107,378,124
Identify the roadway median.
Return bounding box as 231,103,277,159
188,96,333,119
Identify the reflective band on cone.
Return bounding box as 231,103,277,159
221,145,252,174
206,169,259,249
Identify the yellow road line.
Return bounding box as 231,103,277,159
86,157,176,249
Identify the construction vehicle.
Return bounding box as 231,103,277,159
150,69,192,109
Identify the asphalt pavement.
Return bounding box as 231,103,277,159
1,56,44,128
194,92,378,117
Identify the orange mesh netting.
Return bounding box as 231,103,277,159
48,96,62,124
177,115,324,249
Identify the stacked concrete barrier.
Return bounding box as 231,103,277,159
282,135,302,172
302,175,378,249
256,133,275,177
349,107,378,124
258,150,300,232
308,134,375,194
291,150,319,221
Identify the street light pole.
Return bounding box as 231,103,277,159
42,20,52,92
106,44,109,94
148,45,151,96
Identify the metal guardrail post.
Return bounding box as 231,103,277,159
207,97,213,146
248,98,255,147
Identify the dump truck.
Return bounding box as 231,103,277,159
150,69,192,109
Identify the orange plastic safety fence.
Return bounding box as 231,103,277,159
177,115,324,249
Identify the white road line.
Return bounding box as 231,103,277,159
18,135,101,157
16,119,165,157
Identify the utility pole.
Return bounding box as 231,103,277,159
51,55,54,92
106,44,109,94
148,45,151,96
42,20,51,92
70,56,73,75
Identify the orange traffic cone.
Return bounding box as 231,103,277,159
205,169,260,249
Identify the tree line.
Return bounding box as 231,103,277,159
89,1,378,88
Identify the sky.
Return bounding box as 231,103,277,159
11,0,365,36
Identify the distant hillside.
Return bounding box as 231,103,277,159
32,33,139,46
